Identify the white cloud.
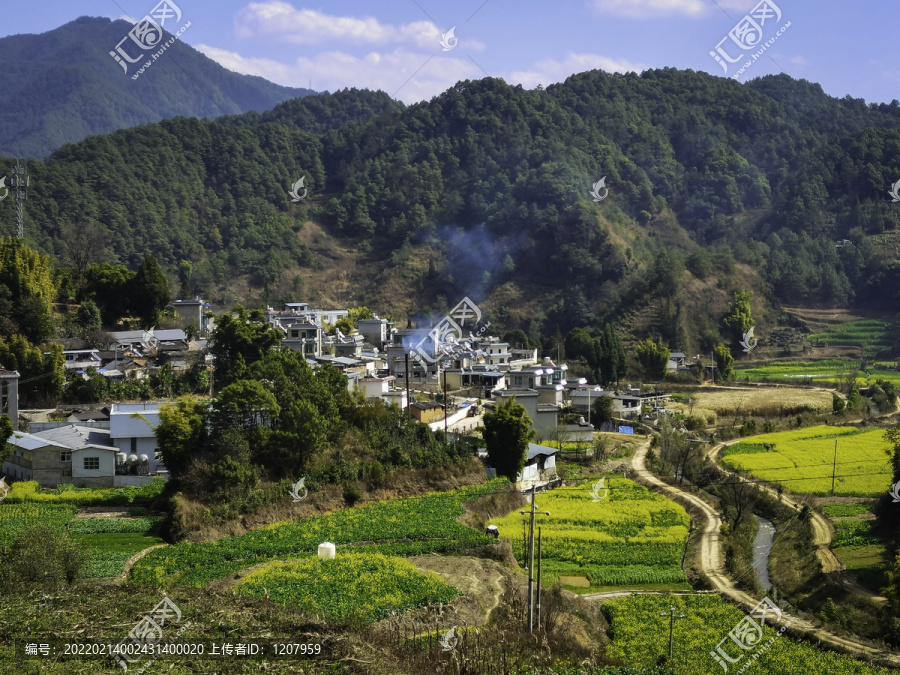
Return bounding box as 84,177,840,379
509,53,646,89
234,1,457,49
591,0,708,18
195,44,484,104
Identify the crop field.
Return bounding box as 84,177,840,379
234,553,459,624
604,594,890,675
130,480,505,587
673,387,832,420
736,360,900,386
3,479,166,505
489,478,689,589
0,501,164,578
720,426,892,496
808,319,893,357
822,504,871,518
832,519,880,548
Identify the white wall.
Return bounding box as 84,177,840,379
72,447,116,479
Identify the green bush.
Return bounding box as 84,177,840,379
343,481,362,506
0,523,87,592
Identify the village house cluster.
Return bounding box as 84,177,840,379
1,299,670,493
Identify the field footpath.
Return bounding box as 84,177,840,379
618,441,900,668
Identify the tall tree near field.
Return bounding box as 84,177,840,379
713,343,734,383
483,397,534,482
636,337,669,380
131,254,171,328
155,395,209,479
723,290,754,348
208,306,282,389
884,424,900,485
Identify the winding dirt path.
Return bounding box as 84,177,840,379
708,442,884,600
624,441,900,667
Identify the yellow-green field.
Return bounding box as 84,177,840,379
720,426,892,496
489,478,690,590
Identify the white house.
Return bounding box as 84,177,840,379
516,443,560,492
109,402,163,472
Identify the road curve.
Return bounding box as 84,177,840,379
622,441,900,667
709,442,884,599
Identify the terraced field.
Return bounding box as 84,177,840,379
736,360,900,386
808,319,893,357
720,426,892,496
489,477,690,590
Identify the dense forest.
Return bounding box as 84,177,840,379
3,67,900,336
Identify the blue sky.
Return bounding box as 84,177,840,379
4,0,898,105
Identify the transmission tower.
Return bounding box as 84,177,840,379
9,161,28,239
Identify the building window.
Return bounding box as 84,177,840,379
60,452,71,463
83,457,100,470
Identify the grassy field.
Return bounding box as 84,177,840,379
603,594,890,675
489,477,690,591
720,426,892,496
736,360,900,386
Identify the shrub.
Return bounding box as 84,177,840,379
0,523,87,591
343,481,362,506
367,460,386,488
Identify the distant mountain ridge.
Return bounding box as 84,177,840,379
0,16,314,158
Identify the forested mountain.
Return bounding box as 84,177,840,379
3,67,900,338
0,16,314,158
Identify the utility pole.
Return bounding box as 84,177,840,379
831,439,838,496
659,607,686,658
519,485,550,633
10,160,29,239
443,367,448,435
536,526,543,629
405,353,411,417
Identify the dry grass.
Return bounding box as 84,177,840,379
671,386,832,418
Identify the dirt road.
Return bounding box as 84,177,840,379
708,442,884,599
624,441,900,667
